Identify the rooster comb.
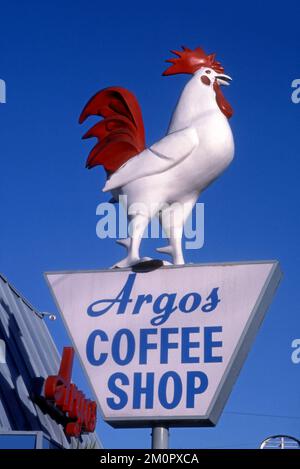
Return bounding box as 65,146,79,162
163,46,225,76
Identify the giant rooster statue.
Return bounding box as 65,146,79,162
79,46,234,267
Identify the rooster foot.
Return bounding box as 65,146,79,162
111,256,152,269
156,245,184,265
156,245,173,256
116,238,131,249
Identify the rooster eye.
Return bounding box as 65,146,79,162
206,70,211,74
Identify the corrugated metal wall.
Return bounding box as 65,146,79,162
0,273,102,449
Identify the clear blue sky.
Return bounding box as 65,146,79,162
0,0,299,449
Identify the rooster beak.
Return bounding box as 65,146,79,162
215,74,232,86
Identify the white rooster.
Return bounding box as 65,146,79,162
80,46,234,267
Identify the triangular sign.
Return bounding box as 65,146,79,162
45,261,282,428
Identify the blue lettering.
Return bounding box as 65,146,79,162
139,329,158,364
158,371,182,409
186,371,208,408
112,329,135,365
160,328,179,363
86,273,221,325
179,292,201,313
151,293,177,326
107,373,129,410
132,294,153,314
106,369,211,411
86,329,108,366
87,273,136,317
202,288,220,313
133,372,154,409
204,326,223,362
181,327,200,363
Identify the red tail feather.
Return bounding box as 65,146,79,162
79,87,145,172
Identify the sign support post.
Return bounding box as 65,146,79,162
151,425,169,449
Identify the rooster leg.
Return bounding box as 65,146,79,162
112,213,150,268
170,231,184,265
157,198,197,265
158,203,185,265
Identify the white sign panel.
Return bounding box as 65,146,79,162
45,261,281,428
